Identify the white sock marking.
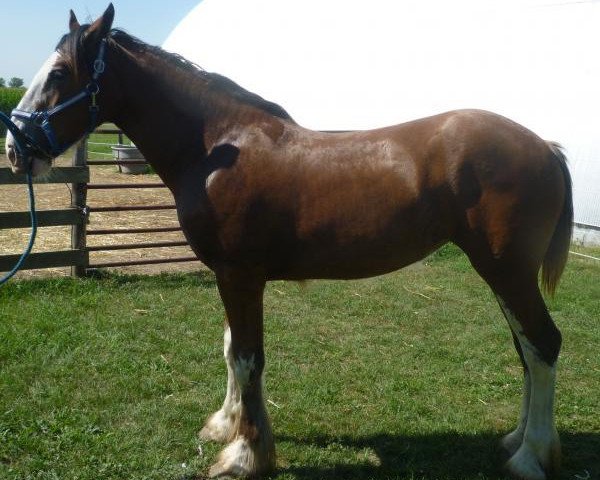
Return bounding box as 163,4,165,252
497,297,559,477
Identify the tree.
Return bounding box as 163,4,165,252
0,78,5,88
8,77,24,88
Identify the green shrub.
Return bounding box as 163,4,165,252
0,87,26,136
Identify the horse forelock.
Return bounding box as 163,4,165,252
55,24,92,83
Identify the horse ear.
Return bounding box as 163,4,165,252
69,10,81,32
85,3,115,45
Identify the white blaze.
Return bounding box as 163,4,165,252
14,51,61,115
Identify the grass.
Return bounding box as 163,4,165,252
87,127,131,159
0,245,599,480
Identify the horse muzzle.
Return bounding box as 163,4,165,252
5,136,52,176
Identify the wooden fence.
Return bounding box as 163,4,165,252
0,128,199,277
0,142,89,275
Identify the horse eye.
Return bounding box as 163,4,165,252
49,68,67,82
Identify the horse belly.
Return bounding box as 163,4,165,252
268,203,450,280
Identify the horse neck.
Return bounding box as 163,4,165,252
107,42,260,190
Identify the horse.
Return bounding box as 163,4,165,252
5,5,573,479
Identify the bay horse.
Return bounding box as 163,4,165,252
5,5,573,479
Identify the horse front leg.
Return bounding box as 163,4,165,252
200,322,240,443
206,271,275,478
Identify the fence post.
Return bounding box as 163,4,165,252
71,136,88,277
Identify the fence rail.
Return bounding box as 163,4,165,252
88,160,147,166
1,127,199,277
87,182,167,189
0,166,89,184
88,204,176,213
87,226,183,235
0,209,84,229
0,160,90,274
87,240,189,252
0,250,88,272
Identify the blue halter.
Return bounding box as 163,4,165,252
11,39,107,159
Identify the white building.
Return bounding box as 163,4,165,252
164,0,600,244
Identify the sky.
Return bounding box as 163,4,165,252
165,0,598,136
0,1,199,85
164,0,600,226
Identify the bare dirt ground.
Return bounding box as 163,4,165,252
0,155,205,279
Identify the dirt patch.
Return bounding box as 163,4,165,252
1,155,206,279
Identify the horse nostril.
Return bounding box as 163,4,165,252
6,145,17,164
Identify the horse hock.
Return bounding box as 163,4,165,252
496,293,562,480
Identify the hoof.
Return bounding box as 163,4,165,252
505,440,561,480
200,409,238,444
208,437,275,479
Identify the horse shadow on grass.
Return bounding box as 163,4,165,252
274,431,600,480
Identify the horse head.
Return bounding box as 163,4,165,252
5,4,115,175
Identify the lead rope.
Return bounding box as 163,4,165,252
0,112,37,286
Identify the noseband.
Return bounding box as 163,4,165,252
11,38,107,158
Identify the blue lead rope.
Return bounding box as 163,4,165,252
0,112,38,285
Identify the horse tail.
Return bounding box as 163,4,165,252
541,141,573,296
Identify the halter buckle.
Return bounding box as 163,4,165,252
93,59,105,75
86,82,100,95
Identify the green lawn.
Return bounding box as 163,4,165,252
0,245,598,480
87,127,131,160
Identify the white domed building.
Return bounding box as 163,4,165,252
164,0,600,245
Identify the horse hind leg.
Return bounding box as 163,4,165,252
498,326,531,457
492,276,561,480
200,323,240,443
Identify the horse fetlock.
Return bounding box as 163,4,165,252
501,428,525,457
505,436,561,480
200,407,240,444
209,435,276,479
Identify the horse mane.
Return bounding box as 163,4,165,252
57,27,294,122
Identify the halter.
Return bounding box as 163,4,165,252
11,38,108,159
